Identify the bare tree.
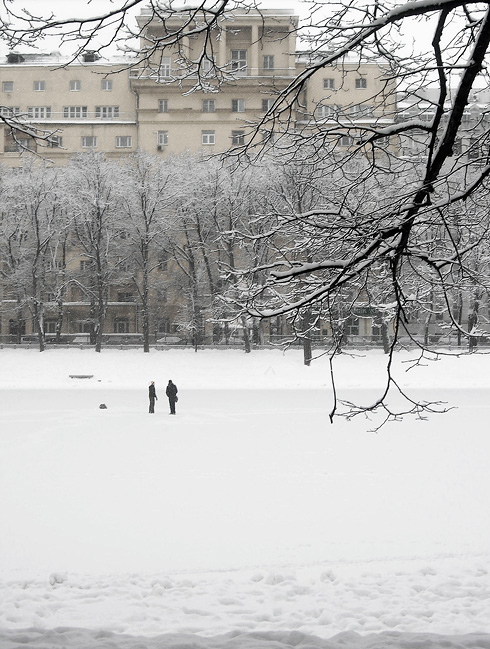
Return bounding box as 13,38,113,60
119,152,179,352
0,162,60,350
66,152,122,352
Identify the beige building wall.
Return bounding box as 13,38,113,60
132,8,300,156
299,60,395,121
0,53,137,165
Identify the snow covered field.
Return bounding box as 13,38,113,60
1,347,490,649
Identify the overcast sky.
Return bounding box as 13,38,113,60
0,0,302,56
0,0,435,59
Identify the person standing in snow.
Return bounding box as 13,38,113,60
166,380,178,415
149,381,157,413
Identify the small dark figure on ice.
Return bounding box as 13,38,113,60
149,381,157,413
166,380,178,414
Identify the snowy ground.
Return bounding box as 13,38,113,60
1,347,490,648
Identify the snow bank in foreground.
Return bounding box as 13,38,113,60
0,629,489,649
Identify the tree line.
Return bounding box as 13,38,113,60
2,149,490,364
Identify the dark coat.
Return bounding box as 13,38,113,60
149,384,157,400
166,381,178,400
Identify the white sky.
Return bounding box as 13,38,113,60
0,0,304,56
0,0,436,58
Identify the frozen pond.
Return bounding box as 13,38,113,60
1,349,490,647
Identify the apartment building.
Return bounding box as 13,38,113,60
0,8,392,164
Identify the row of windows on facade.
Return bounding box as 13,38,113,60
5,130,248,151
1,74,368,96
398,109,487,124
5,134,133,150
7,317,171,338
46,256,169,273
316,103,375,119
6,318,172,336
2,79,114,93
155,52,277,76
154,58,369,84
400,133,488,158
12,131,482,154
0,52,281,94
0,99,278,120
0,106,122,119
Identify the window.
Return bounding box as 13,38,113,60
114,318,129,333
63,106,88,118
355,78,367,89
341,135,354,146
69,80,81,91
101,79,113,91
159,57,171,77
157,130,168,147
262,98,274,112
95,106,119,119
115,136,132,148
345,316,359,336
33,81,45,91
261,130,275,144
117,292,134,302
48,135,63,148
81,136,97,148
420,111,435,123
45,320,57,333
232,99,245,112
2,81,13,92
80,259,94,270
349,104,374,118
231,130,244,145
27,107,51,119
323,78,335,89
317,104,337,119
0,107,19,117
46,260,62,271
77,321,91,333
202,99,215,113
201,130,215,145
158,99,168,113
4,133,32,152
202,57,215,74
467,138,482,160
9,319,26,337
262,55,274,70
231,50,247,74
158,319,170,334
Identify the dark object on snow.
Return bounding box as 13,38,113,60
99,403,107,409
166,380,178,414
149,381,157,413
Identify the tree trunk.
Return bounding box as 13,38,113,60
241,315,251,353
303,336,312,366
381,320,390,354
